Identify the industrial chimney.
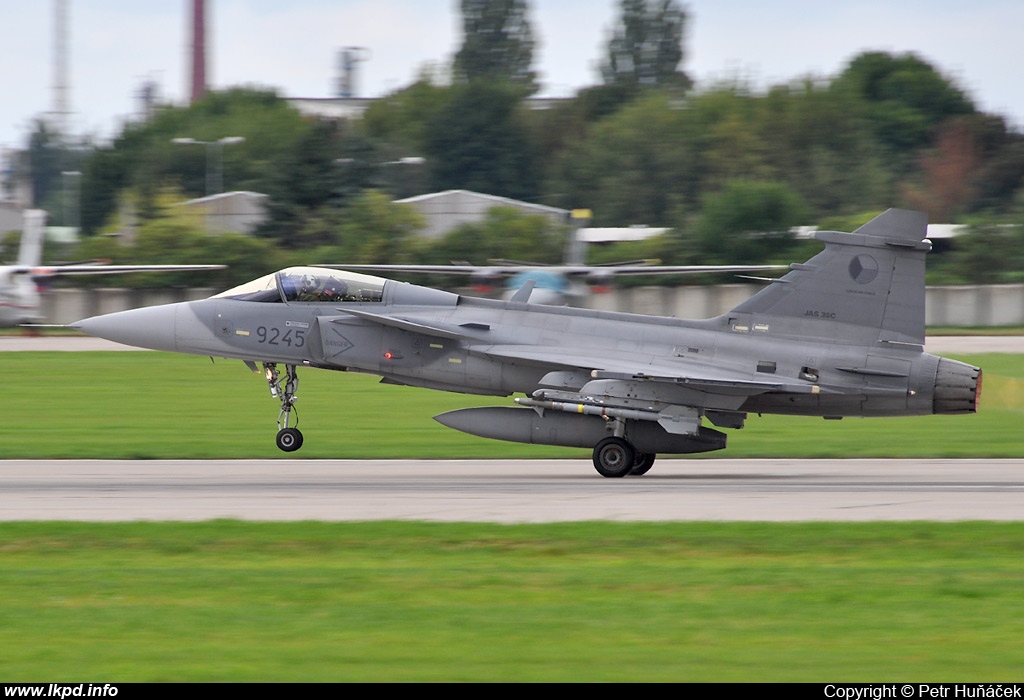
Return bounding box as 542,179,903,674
190,0,207,103
52,0,70,136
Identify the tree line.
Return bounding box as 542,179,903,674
6,0,1024,286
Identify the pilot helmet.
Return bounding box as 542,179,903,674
322,278,348,298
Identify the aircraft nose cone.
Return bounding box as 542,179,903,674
72,303,180,352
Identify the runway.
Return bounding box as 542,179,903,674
2,459,1021,522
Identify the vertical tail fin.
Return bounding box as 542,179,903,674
728,209,931,347
17,210,48,267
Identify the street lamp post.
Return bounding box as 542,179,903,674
333,156,426,200
61,170,81,232
382,157,426,166
171,136,245,196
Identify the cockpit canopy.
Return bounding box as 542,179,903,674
213,267,386,303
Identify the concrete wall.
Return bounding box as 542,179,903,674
583,284,763,319
584,283,1024,326
585,283,1024,326
40,283,1024,327
925,285,1024,327
41,288,219,325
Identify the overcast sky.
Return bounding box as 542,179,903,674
2,0,1023,150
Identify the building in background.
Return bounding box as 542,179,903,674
177,191,268,235
395,189,569,240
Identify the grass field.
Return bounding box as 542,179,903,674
1,521,1023,682
2,351,1022,681
1,350,1020,458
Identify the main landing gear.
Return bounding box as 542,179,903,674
591,436,657,478
264,362,303,452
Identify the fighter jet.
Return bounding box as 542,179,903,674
1,210,225,328
72,209,981,477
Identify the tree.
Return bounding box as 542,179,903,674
751,80,890,214
544,92,695,226
832,52,975,153
901,118,980,221
694,181,808,264
965,114,1024,213
331,190,425,264
19,119,91,221
258,119,349,247
528,83,642,167
941,223,1024,284
362,76,449,155
73,186,277,288
420,206,563,266
453,0,537,92
424,82,538,201
601,0,691,89
78,88,312,236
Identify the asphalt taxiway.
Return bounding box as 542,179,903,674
2,459,1021,522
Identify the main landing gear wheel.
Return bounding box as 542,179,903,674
630,452,656,476
276,427,304,452
593,437,636,478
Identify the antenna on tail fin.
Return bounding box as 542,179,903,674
727,209,931,347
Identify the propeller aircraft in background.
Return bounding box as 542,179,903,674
332,220,786,305
1,210,225,328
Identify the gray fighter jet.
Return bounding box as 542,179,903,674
72,209,981,477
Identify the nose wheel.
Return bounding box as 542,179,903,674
276,427,303,452
264,362,303,452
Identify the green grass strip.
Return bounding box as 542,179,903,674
1,521,1022,681
2,351,1020,458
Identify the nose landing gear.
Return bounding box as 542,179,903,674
264,362,303,452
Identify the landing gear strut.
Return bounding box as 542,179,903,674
264,362,303,452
